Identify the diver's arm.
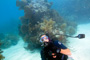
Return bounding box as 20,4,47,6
60,48,71,55
54,40,72,55
60,49,74,60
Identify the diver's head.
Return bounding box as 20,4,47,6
40,34,51,47
40,35,50,43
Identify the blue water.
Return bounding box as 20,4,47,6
0,0,24,34
49,0,90,23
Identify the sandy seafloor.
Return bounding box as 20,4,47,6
2,23,90,60
67,23,90,60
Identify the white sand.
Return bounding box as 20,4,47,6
67,23,90,60
2,23,90,60
2,38,41,60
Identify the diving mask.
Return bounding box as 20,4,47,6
40,35,49,43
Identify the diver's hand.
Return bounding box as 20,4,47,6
52,53,56,58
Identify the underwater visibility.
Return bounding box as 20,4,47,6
0,0,90,60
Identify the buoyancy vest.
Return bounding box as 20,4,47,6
43,42,65,60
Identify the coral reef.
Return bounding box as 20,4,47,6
0,43,5,60
60,23,67,32
0,33,19,49
0,52,5,60
16,0,77,50
67,26,76,35
40,18,55,33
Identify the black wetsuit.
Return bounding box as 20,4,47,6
40,40,68,60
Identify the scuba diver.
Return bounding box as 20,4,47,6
40,33,85,60
40,34,74,60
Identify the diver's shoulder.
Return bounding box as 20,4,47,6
53,40,62,45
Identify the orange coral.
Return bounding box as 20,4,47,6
0,54,5,60
40,18,55,33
